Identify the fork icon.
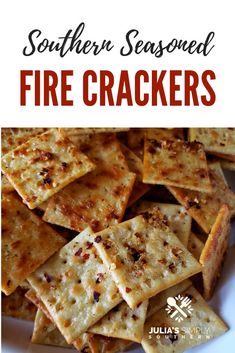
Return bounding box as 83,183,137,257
180,297,191,309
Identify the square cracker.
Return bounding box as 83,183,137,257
1,193,66,295
93,213,201,309
28,228,122,344
189,128,235,156
87,334,132,353
43,133,136,232
1,128,95,209
29,296,90,350
143,138,211,193
217,158,235,171
187,232,204,261
147,280,192,318
89,300,148,343
2,287,37,321
31,310,72,348
128,201,191,247
1,128,48,155
120,144,150,206
200,204,230,300
167,162,235,233
127,128,184,158
25,288,52,320
142,285,228,353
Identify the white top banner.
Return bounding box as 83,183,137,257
0,0,234,127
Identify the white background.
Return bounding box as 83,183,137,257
0,0,234,126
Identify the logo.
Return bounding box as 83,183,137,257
165,294,193,322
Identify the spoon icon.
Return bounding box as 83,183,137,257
167,297,187,318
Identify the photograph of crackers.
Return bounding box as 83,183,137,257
1,127,235,353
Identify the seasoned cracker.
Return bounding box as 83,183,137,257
218,158,235,171
1,129,95,209
1,174,14,193
2,287,37,320
60,128,129,136
88,334,132,353
25,288,52,320
147,280,192,318
31,310,72,348
167,162,235,233
30,297,90,350
28,228,122,344
188,232,204,261
212,152,235,162
89,300,148,343
1,128,48,155
127,128,184,158
143,138,211,192
128,201,191,247
1,193,66,295
200,205,230,300
43,134,136,232
189,128,235,156
120,144,150,206
93,214,201,309
142,286,228,353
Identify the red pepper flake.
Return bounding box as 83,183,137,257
74,248,83,256
94,235,102,243
168,263,176,273
96,272,104,284
134,270,142,277
131,249,141,262
141,258,147,265
86,241,93,249
103,240,112,249
43,177,52,185
61,162,68,168
39,167,49,176
126,287,132,293
82,253,90,261
44,273,52,283
39,151,53,161
93,291,101,302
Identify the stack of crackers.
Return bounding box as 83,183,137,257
1,127,235,353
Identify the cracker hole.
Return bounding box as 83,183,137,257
144,278,152,288
55,303,64,311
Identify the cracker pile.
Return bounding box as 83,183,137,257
1,127,234,353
